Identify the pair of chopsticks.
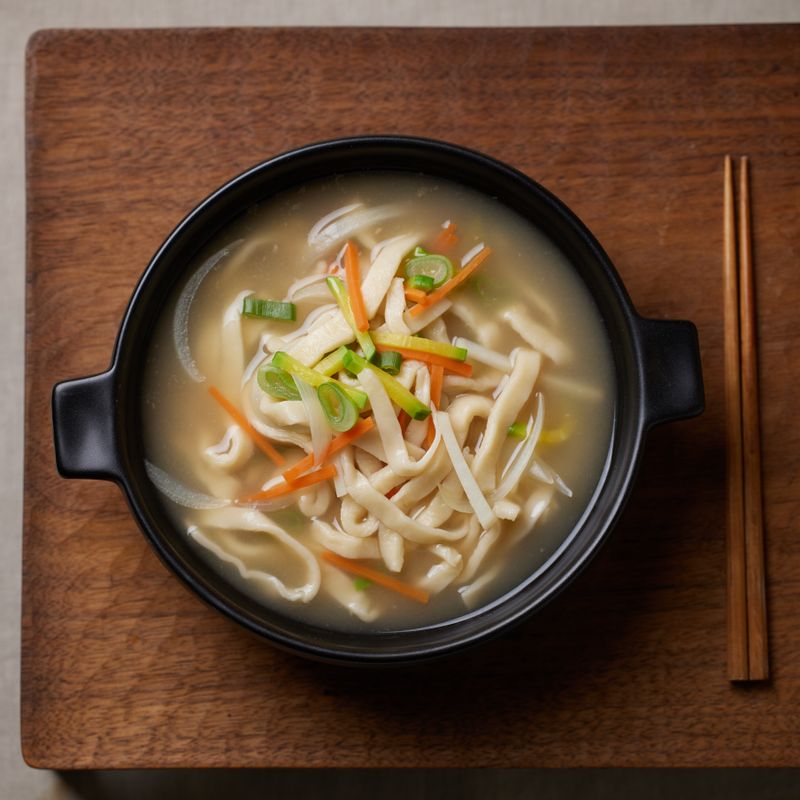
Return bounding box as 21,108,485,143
723,156,768,682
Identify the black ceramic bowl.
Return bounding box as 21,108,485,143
52,136,703,665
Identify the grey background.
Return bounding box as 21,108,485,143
3,2,799,798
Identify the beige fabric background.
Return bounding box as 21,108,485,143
2,2,798,797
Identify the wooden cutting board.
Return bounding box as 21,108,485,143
22,25,800,768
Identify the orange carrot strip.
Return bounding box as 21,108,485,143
404,287,430,305
432,221,458,251
424,364,444,448
344,241,369,332
385,484,403,499
282,417,375,483
397,410,412,434
374,345,473,377
320,551,429,604
409,246,492,317
208,386,285,466
242,464,337,503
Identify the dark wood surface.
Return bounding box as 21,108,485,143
22,26,800,768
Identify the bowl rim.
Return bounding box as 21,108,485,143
107,135,650,664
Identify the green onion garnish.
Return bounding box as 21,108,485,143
342,350,430,420
257,364,302,401
242,297,296,321
376,350,403,375
325,276,376,361
317,382,358,432
407,274,435,293
507,421,528,439
272,351,368,410
353,577,372,591
404,253,453,288
314,346,349,377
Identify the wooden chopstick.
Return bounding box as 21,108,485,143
738,157,769,681
723,155,748,681
723,155,769,682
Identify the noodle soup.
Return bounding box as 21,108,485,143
141,172,614,631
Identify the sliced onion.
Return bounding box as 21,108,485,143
308,204,399,251
434,411,497,530
530,456,573,498
294,377,332,467
493,393,545,503
286,273,331,302
308,202,362,247
173,240,243,382
452,336,512,373
461,242,485,266
145,461,230,509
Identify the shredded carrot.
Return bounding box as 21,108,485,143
409,246,492,317
320,551,429,604
374,344,473,377
432,221,458,251
424,364,444,448
343,241,369,332
242,464,337,503
385,484,402,499
282,417,375,483
208,386,285,466
397,410,412,434
404,287,430,305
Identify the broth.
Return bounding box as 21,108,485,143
141,172,615,631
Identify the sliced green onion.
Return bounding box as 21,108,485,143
242,297,296,321
314,345,349,377
407,274,435,293
508,421,528,439
257,364,302,401
272,351,368,410
371,331,468,362
404,253,453,288
325,276,376,361
376,350,403,375
343,350,430,420
353,577,372,591
317,382,358,433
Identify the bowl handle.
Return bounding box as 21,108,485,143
637,317,705,428
52,370,122,481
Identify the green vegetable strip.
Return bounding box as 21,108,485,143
370,331,468,362
507,422,528,439
314,346,349,377
353,577,372,591
242,297,296,321
272,351,368,410
376,350,403,375
407,274,435,293
257,364,301,401
317,382,358,432
342,350,430,420
325,276,376,361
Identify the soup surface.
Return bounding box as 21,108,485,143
142,171,615,631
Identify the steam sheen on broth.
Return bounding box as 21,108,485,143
142,172,614,631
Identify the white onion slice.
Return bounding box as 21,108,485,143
173,240,243,382
461,242,485,266
434,411,497,530
452,336,512,373
145,461,230,509
530,456,573,498
492,393,544,502
294,378,331,467
308,203,362,247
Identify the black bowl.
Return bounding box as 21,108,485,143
52,136,704,664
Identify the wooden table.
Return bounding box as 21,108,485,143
22,25,800,768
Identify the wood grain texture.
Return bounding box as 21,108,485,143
22,26,800,768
